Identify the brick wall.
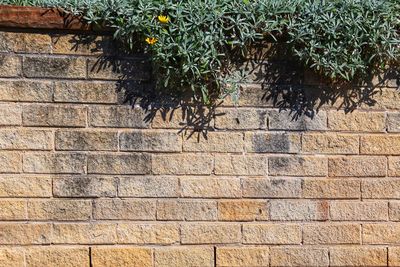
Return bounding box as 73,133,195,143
0,30,400,267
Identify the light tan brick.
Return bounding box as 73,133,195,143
269,156,328,176
52,35,112,55
120,130,181,152
0,104,21,125
26,247,89,267
117,223,179,244
181,177,241,198
269,110,327,131
53,176,117,197
88,154,151,174
0,200,26,220
23,56,86,78
329,156,386,177
361,135,400,155
184,132,244,152
155,247,214,267
181,223,241,244
0,130,52,150
218,200,268,221
389,157,400,176
0,248,24,267
217,247,269,267
53,223,117,244
0,80,53,102
87,58,150,80
215,154,267,176
54,81,117,103
94,199,155,220
387,112,400,132
0,223,51,244
303,224,360,244
0,55,21,77
23,105,86,127
28,200,92,221
215,108,268,130
390,202,400,221
150,108,186,129
363,223,400,244
55,130,118,151
270,200,328,221
0,152,21,173
270,247,329,267
303,178,360,199
152,154,213,175
242,177,302,198
330,201,388,221
0,176,51,197
119,176,179,197
328,111,385,132
303,133,359,154
245,132,301,153
1,32,51,53
243,224,301,244
89,106,150,128
91,247,152,267
389,247,400,267
330,247,387,267
363,179,400,199
157,200,217,221
23,153,86,174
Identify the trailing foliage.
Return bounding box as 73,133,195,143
2,0,399,104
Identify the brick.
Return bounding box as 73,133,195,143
120,130,181,152
330,201,388,221
303,224,360,244
0,80,53,102
26,247,89,267
150,108,187,129
363,223,400,244
28,200,92,221
328,111,385,132
0,32,51,53
23,105,86,127
389,202,400,221
0,55,20,77
329,156,386,177
215,154,267,176
23,56,86,78
387,112,400,132
52,34,112,55
54,81,118,103
303,178,360,199
270,247,329,267
87,58,150,80
218,200,268,221
0,248,24,267
363,179,400,199
119,176,179,197
157,200,217,221
389,247,400,266
270,200,328,221
0,152,21,173
236,84,273,107
242,177,302,198
0,200,26,220
53,223,117,244
0,130,52,150
181,177,241,198
183,132,244,152
181,223,241,244
215,108,268,130
360,87,400,109
23,153,86,174
303,133,359,154
92,247,152,267
155,247,214,267
0,104,21,125
56,130,118,151
0,176,51,197
269,110,327,131
269,156,328,176
389,157,400,176
152,154,213,175
89,106,149,128
330,247,387,267
117,223,179,244
243,224,301,244
361,135,400,155
53,176,117,197
0,223,51,244
245,132,301,153
88,154,150,174
94,199,155,220
217,247,269,267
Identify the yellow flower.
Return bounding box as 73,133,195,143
145,37,158,45
158,15,170,24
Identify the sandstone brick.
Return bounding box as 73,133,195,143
184,132,244,152
243,224,301,244
217,247,269,267
23,153,86,174
28,200,92,221
181,178,241,198
270,247,329,267
360,87,400,109
330,247,387,267
53,223,117,244
218,200,268,221
329,156,386,177
89,106,149,128
155,247,214,267
361,135,400,155
215,108,268,130
0,32,51,53
157,200,217,221
363,223,400,244
0,200,26,220
303,224,360,244
0,223,51,244
0,55,20,77
54,81,118,103
181,223,241,244
23,56,86,78
55,130,118,151
302,133,359,154
0,248,24,267
120,130,181,152
215,154,267,176
245,132,301,153
389,247,400,267
0,80,53,102
389,157,400,176
53,176,117,197
269,110,327,131
236,84,273,107
0,176,51,197
117,223,179,244
270,200,328,221
242,177,302,198
92,247,151,267
26,247,89,267
88,154,150,174
152,154,213,175
0,104,21,125
303,178,360,199
269,156,328,176
23,105,86,127
390,202,400,221
387,112,400,132
330,201,388,221
94,199,155,220
0,151,21,173
119,176,179,197
87,58,150,80
0,130,52,150
52,34,112,55
363,179,400,199
328,111,385,132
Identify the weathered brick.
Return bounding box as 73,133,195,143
120,130,181,152
117,223,179,244
23,105,86,127
0,176,51,197
270,247,329,267
303,178,360,199
52,34,112,55
0,223,51,244
0,80,53,102
330,247,387,267
218,200,268,221
53,223,117,244
330,201,388,221
23,153,86,174
389,247,400,266
243,224,301,244
217,247,269,267
215,155,267,176
94,199,155,220
26,247,89,267
0,200,26,220
389,201,400,221
56,130,118,151
157,200,217,221
87,58,150,80
54,81,117,103
235,84,273,107
152,154,213,175
303,224,360,244
270,200,328,221
181,223,241,244
363,223,400,244
361,135,400,155
245,132,301,153
155,247,214,267
269,156,328,176
329,156,386,177
88,154,150,174
242,177,302,198
328,111,385,132
0,104,21,125
389,157,400,176
303,133,359,154
92,247,152,267
53,176,117,197
0,152,21,173
0,32,51,53
269,110,327,131
28,200,92,221
150,108,190,129
23,56,86,78
89,106,149,128
360,87,400,109
184,132,244,152
0,130,52,150
0,248,24,267
363,179,400,199
387,112,400,132
181,178,241,198
215,108,268,130
0,55,21,77
119,176,179,197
